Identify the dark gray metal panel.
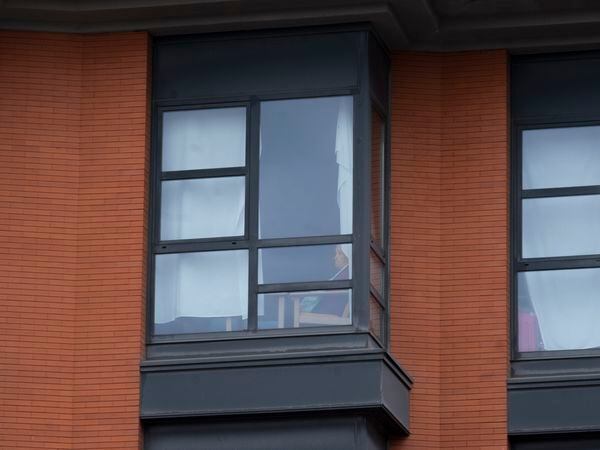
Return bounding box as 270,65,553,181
512,51,600,120
509,381,600,434
512,433,600,449
512,356,600,379
146,332,377,361
141,352,411,434
144,415,382,450
142,359,380,416
154,32,360,101
380,360,410,432
364,417,388,450
368,34,390,114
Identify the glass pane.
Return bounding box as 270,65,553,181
258,290,351,329
522,126,600,189
371,108,385,247
162,107,246,171
518,268,600,352
259,96,353,238
370,251,385,296
258,244,351,284
154,250,248,335
369,295,384,342
161,177,245,240
522,195,600,258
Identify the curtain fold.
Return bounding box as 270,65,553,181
335,96,353,268
522,269,600,350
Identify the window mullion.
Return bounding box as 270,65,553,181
247,99,261,332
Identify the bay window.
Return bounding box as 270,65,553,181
141,28,411,443
148,30,390,345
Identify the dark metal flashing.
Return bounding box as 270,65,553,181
140,349,411,435
512,432,600,449
508,381,600,435
6,0,600,52
144,415,389,450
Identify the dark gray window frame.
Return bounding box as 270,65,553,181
512,432,600,449
368,99,390,348
146,26,391,351
511,116,600,363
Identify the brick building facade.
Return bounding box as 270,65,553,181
1,2,599,449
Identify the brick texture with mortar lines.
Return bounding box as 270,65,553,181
389,51,509,450
0,31,150,450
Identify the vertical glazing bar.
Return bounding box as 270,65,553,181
247,98,260,331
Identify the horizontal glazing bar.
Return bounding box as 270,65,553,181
517,256,600,272
522,185,600,198
161,167,247,180
258,280,352,294
155,239,248,254
257,235,352,248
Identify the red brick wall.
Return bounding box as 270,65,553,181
0,32,507,450
390,51,509,449
0,31,150,450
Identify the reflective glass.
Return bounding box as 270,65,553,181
160,176,245,240
518,269,600,352
522,126,600,189
369,295,383,342
258,290,351,329
259,96,353,238
371,108,385,247
370,251,385,296
522,195,600,258
162,107,246,171
154,250,248,335
258,244,351,284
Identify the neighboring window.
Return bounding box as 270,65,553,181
516,124,600,353
153,96,354,336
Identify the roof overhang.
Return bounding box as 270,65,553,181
3,0,600,52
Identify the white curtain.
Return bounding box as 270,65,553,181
161,177,245,241
156,107,248,324
521,126,600,350
521,269,600,351
522,196,600,258
155,251,248,324
522,126,600,189
162,108,246,171
335,96,353,270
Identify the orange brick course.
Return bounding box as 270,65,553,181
389,51,509,450
0,31,150,450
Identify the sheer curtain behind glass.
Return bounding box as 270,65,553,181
155,251,248,327
519,269,600,350
335,96,353,236
520,125,600,351
156,107,248,332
